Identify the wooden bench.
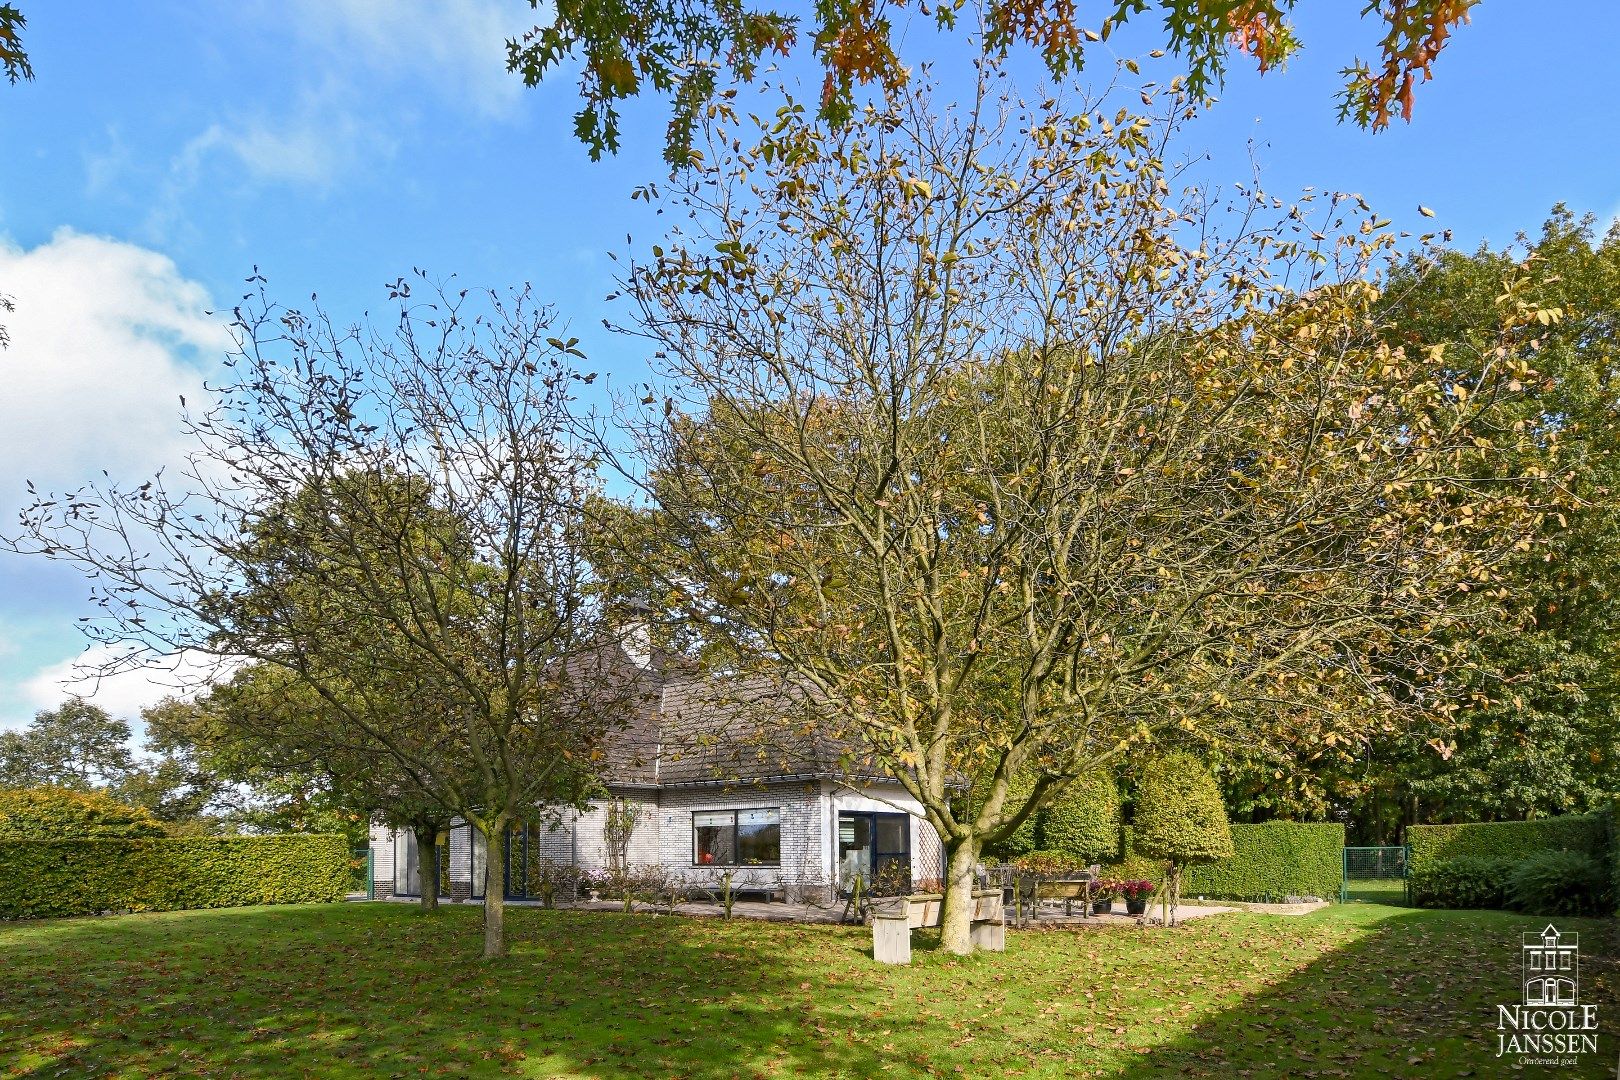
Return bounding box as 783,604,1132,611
873,889,1005,964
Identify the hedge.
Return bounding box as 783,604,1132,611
0,786,166,839
0,834,350,919
1113,821,1344,902
1407,815,1608,875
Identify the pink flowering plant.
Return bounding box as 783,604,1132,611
1117,879,1155,901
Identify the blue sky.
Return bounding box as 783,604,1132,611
2,0,1618,731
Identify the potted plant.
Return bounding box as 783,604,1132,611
1119,879,1154,916
1091,879,1118,915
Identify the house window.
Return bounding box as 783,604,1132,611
694,808,781,866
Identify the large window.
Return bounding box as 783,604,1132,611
694,808,780,866
393,829,449,898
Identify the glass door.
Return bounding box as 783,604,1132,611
838,812,911,894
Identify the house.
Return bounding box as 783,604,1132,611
370,642,946,904
1522,924,1579,1007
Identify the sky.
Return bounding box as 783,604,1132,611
2,0,1618,733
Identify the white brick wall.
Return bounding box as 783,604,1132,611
371,781,943,901
369,822,395,898
656,782,825,893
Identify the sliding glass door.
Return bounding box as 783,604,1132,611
837,812,910,894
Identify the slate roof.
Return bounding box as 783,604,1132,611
593,659,879,789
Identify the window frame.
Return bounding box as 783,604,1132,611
692,807,782,867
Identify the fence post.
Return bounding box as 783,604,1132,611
367,847,375,901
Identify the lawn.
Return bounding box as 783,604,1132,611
1,902,1615,1078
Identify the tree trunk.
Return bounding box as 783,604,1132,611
937,836,981,956
483,821,508,960
414,824,440,912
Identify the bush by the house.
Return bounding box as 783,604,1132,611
1038,769,1121,864
1506,851,1609,917
0,786,165,839
0,834,350,919
1408,855,1517,910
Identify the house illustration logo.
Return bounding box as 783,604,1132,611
1497,923,1598,1064
1523,924,1578,1008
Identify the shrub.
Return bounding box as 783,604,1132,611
0,786,165,839
1409,855,1517,910
1506,851,1609,917
1407,815,1607,873
1132,753,1234,867
1038,769,1121,864
1181,822,1343,902
0,835,350,919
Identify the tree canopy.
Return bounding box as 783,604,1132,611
599,69,1550,952
0,4,28,85
1208,208,1620,839
0,698,135,790
509,0,1478,163
6,275,650,958
0,786,165,839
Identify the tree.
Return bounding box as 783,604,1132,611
1213,209,1620,838
1039,769,1121,865
0,698,135,790
602,68,1549,953
0,786,165,838
1132,752,1233,926
0,4,28,85
177,665,460,912
6,274,648,958
508,0,1476,163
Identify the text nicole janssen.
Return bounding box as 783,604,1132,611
1497,1005,1600,1059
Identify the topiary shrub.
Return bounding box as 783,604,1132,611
0,786,165,839
1038,769,1121,864
1131,752,1233,926
1409,855,1517,910
1506,851,1609,917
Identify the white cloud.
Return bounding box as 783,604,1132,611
176,86,397,190
19,645,227,725
0,229,225,517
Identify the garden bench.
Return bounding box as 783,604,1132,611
873,889,1004,964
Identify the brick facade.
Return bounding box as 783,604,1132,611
371,781,944,904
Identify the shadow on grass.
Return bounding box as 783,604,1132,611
1112,906,1620,1079
0,902,917,1079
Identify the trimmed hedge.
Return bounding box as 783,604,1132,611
1408,815,1608,874
0,834,350,919
1114,821,1344,902
1408,812,1616,914
0,786,165,839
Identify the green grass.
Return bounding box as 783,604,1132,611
1,902,1615,1078
1341,877,1410,904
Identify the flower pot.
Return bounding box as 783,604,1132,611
1091,899,1112,915
1125,898,1147,915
